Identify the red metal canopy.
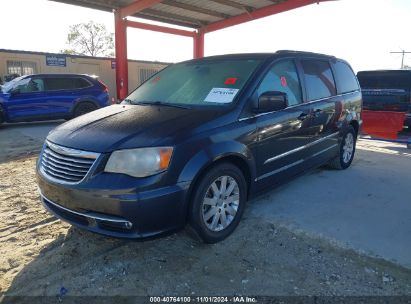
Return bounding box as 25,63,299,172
50,0,332,99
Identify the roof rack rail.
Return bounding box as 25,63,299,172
276,50,336,59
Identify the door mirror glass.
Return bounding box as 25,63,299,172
256,91,288,113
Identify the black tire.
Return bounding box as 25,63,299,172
328,126,356,170
0,106,5,125
73,102,97,118
188,162,247,243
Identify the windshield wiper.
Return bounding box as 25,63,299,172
136,101,190,109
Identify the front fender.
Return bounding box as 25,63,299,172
176,140,256,185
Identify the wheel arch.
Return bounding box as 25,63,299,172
0,104,6,123
71,99,99,114
349,119,360,137
178,142,256,220
188,153,253,201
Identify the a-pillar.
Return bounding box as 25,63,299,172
114,10,129,101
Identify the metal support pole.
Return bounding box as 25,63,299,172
390,50,411,69
114,10,129,101
193,31,204,59
401,51,405,69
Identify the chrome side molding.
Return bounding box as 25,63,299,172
264,132,339,164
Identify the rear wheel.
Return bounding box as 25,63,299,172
188,163,247,243
0,106,5,125
73,102,97,118
328,126,356,170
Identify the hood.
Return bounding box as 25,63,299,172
47,104,227,152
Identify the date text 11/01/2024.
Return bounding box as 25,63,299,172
149,296,257,303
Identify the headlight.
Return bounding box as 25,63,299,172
104,147,173,177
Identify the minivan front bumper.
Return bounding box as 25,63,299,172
36,171,191,239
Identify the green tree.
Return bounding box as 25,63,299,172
61,21,114,57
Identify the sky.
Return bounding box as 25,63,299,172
1,0,411,72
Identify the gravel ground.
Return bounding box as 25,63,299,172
0,126,44,163
1,156,411,300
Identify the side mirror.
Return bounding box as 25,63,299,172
255,91,288,113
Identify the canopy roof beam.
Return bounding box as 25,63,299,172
120,0,163,18
203,0,325,33
50,0,332,100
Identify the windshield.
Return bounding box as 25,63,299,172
125,59,262,107
1,76,27,93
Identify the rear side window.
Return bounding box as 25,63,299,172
45,78,76,91
75,78,92,89
256,60,302,106
333,61,359,93
301,60,336,101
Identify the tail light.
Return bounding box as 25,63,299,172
98,80,109,93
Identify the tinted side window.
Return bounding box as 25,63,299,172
257,60,302,106
301,60,336,100
333,61,359,93
45,78,76,91
75,78,92,89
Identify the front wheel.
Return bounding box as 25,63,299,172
188,163,247,243
328,126,356,170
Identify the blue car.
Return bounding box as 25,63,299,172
0,74,110,125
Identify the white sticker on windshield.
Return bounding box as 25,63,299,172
204,88,239,104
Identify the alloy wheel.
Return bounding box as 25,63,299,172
342,132,354,164
201,175,240,232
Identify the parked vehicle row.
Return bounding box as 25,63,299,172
36,51,362,243
0,74,110,125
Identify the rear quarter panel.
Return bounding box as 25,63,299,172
342,90,362,132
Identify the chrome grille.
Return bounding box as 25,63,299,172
40,141,99,184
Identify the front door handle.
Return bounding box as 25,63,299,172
298,112,309,121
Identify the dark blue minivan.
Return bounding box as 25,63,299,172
0,74,110,124
37,52,362,243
